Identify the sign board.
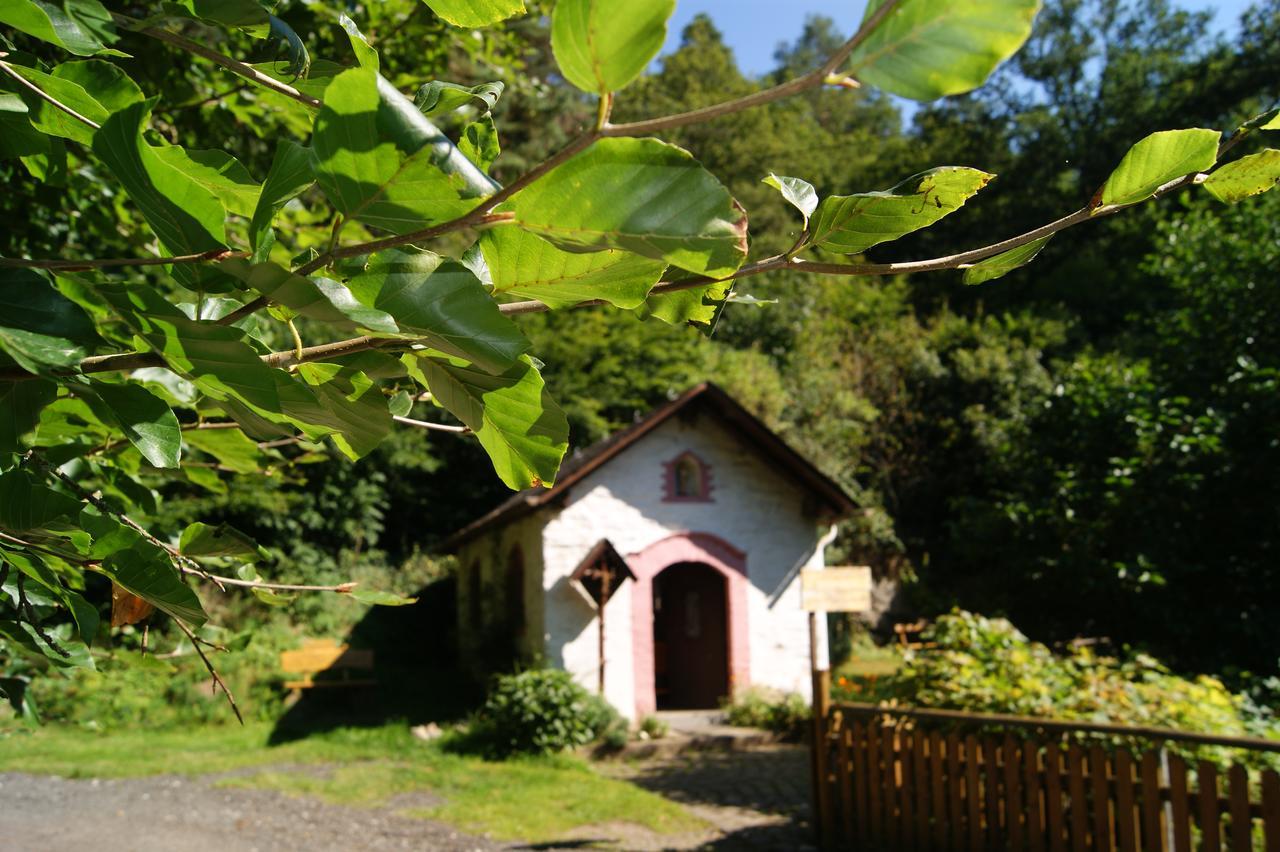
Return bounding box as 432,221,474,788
801,566,872,613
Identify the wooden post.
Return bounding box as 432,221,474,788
810,611,833,848
597,562,612,696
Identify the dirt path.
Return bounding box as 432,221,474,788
0,745,815,851
0,772,509,852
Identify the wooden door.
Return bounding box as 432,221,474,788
653,561,729,709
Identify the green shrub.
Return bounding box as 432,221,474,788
723,688,810,740
875,609,1280,769
466,669,621,757
637,714,669,740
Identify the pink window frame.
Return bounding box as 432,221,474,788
628,531,750,718
662,451,714,503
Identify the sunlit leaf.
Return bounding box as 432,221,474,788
847,0,1040,102
763,173,818,226
6,59,143,144
80,378,182,468
808,167,993,254
249,139,314,258
459,116,500,173
152,146,261,218
91,101,228,290
182,427,266,474
1202,149,1280,204
551,0,675,95
0,0,119,57
346,249,529,373
480,227,666,309
420,0,524,28
963,236,1052,285
409,353,567,490
414,80,504,116
509,138,748,279
1099,128,1220,207
311,69,473,234
221,259,398,334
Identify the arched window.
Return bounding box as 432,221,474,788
663,451,713,502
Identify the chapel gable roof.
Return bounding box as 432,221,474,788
442,382,856,550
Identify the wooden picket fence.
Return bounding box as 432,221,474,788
813,701,1280,851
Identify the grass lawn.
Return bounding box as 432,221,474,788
0,722,706,843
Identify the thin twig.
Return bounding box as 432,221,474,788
172,617,243,724
601,0,903,138
392,415,471,434
113,12,321,109
0,59,101,130
37,459,226,593
0,249,247,272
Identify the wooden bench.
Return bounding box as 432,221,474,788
279,639,375,692
892,619,938,651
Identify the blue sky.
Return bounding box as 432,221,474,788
659,1,1258,76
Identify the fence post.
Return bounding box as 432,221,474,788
809,612,833,848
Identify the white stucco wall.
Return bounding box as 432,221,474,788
540,411,832,718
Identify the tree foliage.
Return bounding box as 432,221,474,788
1,0,1278,717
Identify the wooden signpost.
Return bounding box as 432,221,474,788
802,566,873,849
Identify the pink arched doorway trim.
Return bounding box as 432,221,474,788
628,531,750,718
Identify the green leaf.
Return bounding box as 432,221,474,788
763,173,818,226
0,621,94,669
962,236,1052,285
182,427,265,474
2,549,98,643
0,0,119,56
152,146,261,218
412,353,568,490
551,0,675,95
180,521,269,561
1239,108,1280,133
249,140,313,257
0,268,97,374
459,116,500,173
414,80,504,116
0,469,80,532
220,259,399,334
637,278,732,325
421,0,524,27
807,167,993,254
91,101,228,290
389,390,413,417
100,543,207,626
235,564,294,606
92,283,386,458
1099,128,1221,207
347,249,529,373
311,69,474,235
5,59,143,144
847,0,1040,102
0,379,58,453
293,364,393,460
173,0,269,33
339,13,379,70
347,587,417,606
480,227,665,309
1203,149,1280,204
509,138,748,279
79,379,181,468
0,94,50,161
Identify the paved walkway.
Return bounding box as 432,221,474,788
598,744,818,850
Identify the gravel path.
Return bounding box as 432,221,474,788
0,772,509,852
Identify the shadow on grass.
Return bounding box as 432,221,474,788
269,576,484,745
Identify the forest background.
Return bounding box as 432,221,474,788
4,0,1279,725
